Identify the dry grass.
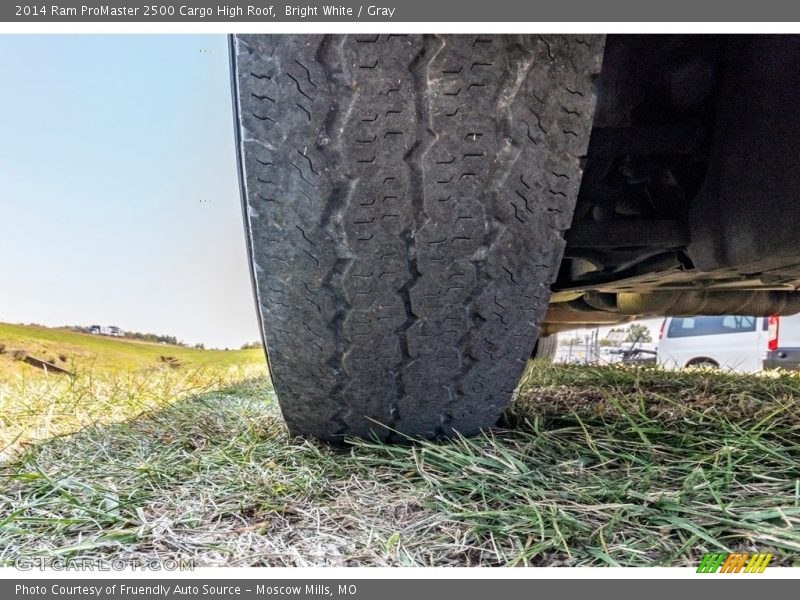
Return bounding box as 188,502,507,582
1,364,799,567
0,364,268,462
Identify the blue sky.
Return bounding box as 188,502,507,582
0,35,260,348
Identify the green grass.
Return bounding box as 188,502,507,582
0,322,264,380
0,322,267,458
0,363,268,460
2,363,798,567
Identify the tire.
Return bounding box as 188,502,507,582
232,34,604,441
532,334,558,362
687,358,719,369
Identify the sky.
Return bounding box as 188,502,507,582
0,35,261,349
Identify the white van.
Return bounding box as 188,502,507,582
657,314,800,372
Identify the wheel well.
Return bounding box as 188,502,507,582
685,357,719,367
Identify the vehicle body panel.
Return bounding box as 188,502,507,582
658,314,800,372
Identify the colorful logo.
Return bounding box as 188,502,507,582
697,552,773,573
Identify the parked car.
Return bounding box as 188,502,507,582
87,325,125,337
620,348,658,366
657,315,800,372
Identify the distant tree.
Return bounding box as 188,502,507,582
240,341,262,350
193,343,205,350
123,331,185,346
624,323,653,343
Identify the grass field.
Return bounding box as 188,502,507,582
0,322,267,460
0,322,264,379
2,337,798,567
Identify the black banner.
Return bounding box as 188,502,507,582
5,0,800,22
2,579,798,600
